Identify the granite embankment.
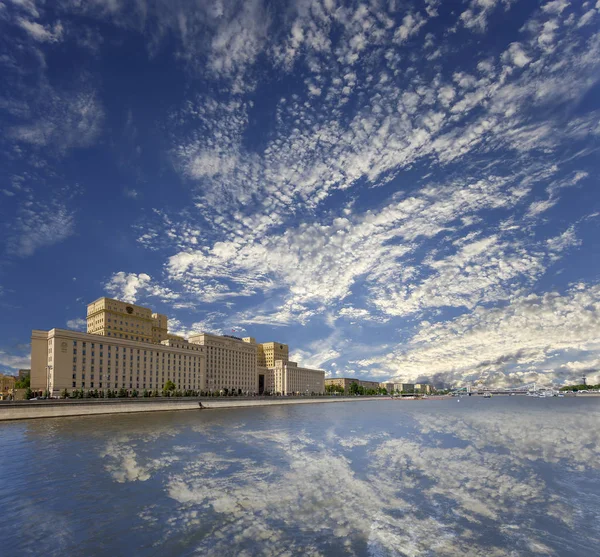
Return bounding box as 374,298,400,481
0,396,384,421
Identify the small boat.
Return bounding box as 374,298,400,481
483,393,492,398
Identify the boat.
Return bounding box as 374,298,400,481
483,392,492,398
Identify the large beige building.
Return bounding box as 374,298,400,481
270,361,324,395
31,298,327,396
188,333,258,394
31,329,205,394
249,340,289,368
86,297,182,344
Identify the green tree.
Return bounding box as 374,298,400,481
15,376,30,389
117,388,128,398
131,389,139,398
60,388,69,399
25,387,34,400
349,382,359,395
163,380,176,396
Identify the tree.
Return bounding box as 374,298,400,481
349,382,359,395
131,389,139,398
25,387,33,400
117,388,128,398
163,380,176,396
15,376,30,389
60,388,69,399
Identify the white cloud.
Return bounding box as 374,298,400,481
9,86,104,154
0,349,30,372
105,272,180,304
18,18,64,42
7,202,75,257
502,42,531,68
360,282,600,387
66,318,87,331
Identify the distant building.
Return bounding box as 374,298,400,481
325,377,382,394
0,374,16,398
18,369,30,380
415,383,432,394
379,382,394,393
393,383,414,393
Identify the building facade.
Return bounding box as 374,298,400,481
393,383,415,393
325,377,382,393
270,361,324,395
0,374,16,397
31,298,329,397
379,382,394,393
415,383,432,394
31,329,206,394
189,333,258,394
256,341,289,368
86,297,171,344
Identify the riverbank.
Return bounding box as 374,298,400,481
0,396,387,422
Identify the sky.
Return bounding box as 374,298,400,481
0,0,599,387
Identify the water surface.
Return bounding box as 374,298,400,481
1,397,599,556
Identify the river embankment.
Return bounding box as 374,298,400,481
0,396,388,422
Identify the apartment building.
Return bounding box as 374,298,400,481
379,382,395,393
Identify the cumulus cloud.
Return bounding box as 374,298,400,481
18,18,64,42
359,283,600,387
66,318,87,331
104,272,180,304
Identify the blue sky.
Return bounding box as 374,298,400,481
1,0,599,387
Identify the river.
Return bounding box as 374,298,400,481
1,397,599,556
